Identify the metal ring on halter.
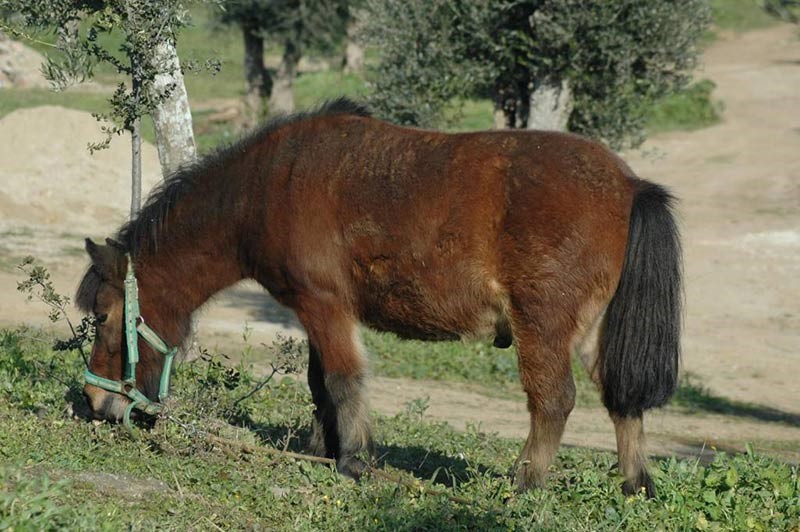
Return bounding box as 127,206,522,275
123,401,139,428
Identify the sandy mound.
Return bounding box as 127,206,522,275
0,31,49,89
0,106,162,234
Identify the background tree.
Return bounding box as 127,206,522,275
215,0,349,118
342,0,365,74
216,0,274,126
1,0,197,215
360,0,493,128
362,0,711,149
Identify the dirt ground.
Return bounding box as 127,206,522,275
1,25,798,461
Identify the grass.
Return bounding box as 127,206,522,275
710,0,781,32
363,329,599,406
0,327,798,530
0,88,110,120
647,79,724,134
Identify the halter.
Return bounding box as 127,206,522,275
83,254,177,428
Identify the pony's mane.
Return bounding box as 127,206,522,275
117,97,371,257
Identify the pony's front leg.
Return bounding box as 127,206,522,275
297,297,373,479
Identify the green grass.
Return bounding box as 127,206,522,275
710,0,780,32
646,79,724,134
1,327,798,530
364,330,519,387
0,88,110,120
363,329,599,406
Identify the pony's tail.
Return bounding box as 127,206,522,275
600,180,682,418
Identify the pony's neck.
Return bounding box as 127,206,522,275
129,180,250,348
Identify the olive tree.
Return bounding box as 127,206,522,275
362,0,711,149
215,0,350,118
359,0,493,129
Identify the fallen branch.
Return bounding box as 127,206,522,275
195,428,477,507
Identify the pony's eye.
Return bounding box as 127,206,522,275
96,313,108,324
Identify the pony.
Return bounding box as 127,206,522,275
76,98,681,497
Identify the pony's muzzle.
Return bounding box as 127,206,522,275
83,384,131,422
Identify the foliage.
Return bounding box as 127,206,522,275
16,256,94,362
762,0,800,22
363,0,711,149
1,327,798,530
364,330,519,386
647,79,724,134
360,0,494,128
549,0,711,148
215,0,350,54
0,0,192,152
363,329,599,406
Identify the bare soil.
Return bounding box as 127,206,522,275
1,25,798,461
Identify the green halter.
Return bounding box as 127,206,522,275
83,254,177,428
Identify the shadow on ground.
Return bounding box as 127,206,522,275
673,376,800,427
237,414,496,489
217,282,302,329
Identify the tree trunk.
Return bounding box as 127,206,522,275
343,18,364,74
492,82,520,129
526,77,573,131
130,115,142,218
243,25,269,127
493,108,508,129
268,40,300,115
128,49,144,219
151,39,196,177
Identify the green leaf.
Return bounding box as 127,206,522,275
725,467,739,488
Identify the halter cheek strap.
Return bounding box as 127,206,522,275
83,254,177,428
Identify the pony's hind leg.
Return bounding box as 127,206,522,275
576,307,655,497
296,297,373,479
612,414,654,496
512,327,576,490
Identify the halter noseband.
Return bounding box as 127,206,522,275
83,254,177,428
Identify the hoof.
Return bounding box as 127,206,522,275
336,455,368,481
493,335,512,349
513,463,546,493
622,471,656,498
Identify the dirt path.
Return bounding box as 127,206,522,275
368,376,800,462
1,24,798,461
623,25,800,414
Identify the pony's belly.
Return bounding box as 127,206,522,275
359,290,509,344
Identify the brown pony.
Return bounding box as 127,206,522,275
77,98,681,497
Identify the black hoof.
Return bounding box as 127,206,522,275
493,335,512,349
336,456,368,481
622,471,656,498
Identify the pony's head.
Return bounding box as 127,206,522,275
76,237,158,421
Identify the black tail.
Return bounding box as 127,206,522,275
600,180,682,418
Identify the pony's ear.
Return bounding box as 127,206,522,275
85,238,126,280
105,237,125,251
